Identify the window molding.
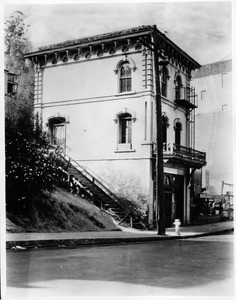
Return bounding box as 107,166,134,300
174,72,183,101
46,115,70,126
113,108,136,123
114,108,136,152
174,71,183,86
47,115,68,150
113,57,137,74
173,118,182,130
162,113,170,127
174,118,182,146
115,91,136,97
161,66,169,98
201,90,206,100
114,148,136,153
162,114,169,151
114,58,137,93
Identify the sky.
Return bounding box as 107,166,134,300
3,1,233,65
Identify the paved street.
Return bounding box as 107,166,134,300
6,234,234,298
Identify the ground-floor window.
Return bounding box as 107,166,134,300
48,117,66,150
119,113,132,144
114,109,136,151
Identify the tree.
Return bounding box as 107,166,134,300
5,11,34,131
5,11,31,72
5,12,69,213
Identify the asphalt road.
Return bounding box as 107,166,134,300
6,234,234,298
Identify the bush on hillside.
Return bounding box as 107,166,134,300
5,116,69,213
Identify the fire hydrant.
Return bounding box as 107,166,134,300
173,219,181,235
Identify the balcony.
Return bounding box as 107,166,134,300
174,86,197,110
157,143,206,169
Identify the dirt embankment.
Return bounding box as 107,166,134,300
6,188,119,233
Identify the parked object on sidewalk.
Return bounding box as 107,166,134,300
173,219,181,235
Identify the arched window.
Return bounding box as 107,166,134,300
161,67,168,97
162,116,169,150
174,121,182,147
114,109,136,151
119,113,132,144
175,74,182,101
120,62,132,93
48,117,66,150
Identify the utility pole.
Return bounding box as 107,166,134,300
152,25,166,235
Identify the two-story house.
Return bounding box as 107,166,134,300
25,25,206,228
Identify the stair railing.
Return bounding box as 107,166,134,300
82,165,113,191
61,153,138,217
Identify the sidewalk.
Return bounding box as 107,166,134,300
6,220,234,249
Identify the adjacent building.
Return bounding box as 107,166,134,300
191,59,233,222
25,25,206,227
192,59,233,195
4,69,18,96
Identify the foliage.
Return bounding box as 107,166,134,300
5,116,69,212
5,11,34,129
5,12,69,213
5,11,31,71
102,168,149,220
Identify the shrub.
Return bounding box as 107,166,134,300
102,168,149,221
5,117,69,213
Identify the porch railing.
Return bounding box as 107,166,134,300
163,143,206,163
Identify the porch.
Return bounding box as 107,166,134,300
162,143,206,169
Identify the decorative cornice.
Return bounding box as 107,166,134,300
38,26,151,51
25,24,200,72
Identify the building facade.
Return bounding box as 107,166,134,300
192,59,233,195
25,25,206,227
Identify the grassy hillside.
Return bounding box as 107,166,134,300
6,188,119,233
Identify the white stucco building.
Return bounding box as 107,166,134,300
25,25,206,227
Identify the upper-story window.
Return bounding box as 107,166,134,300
174,120,182,146
162,115,169,150
161,67,168,97
175,74,182,101
120,62,132,93
114,58,136,94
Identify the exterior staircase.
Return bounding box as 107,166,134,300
60,153,146,229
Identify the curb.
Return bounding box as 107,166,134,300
6,228,234,250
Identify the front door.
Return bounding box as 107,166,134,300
174,175,184,223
